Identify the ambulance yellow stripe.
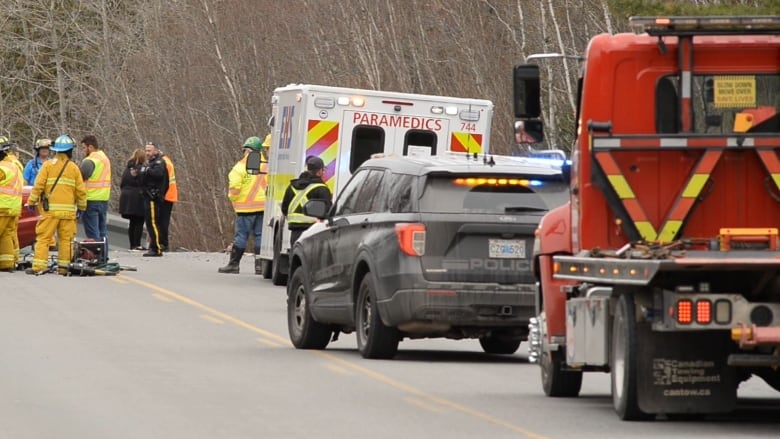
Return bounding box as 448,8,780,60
306,121,338,148
451,132,483,153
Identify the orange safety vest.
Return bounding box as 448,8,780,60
162,155,178,202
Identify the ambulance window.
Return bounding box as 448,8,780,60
350,125,385,173
403,130,437,156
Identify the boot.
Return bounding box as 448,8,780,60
254,255,263,275
218,246,244,274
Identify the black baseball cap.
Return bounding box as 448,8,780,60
306,156,325,171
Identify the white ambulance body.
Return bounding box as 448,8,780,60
260,84,494,284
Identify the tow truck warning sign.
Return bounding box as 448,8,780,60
713,76,756,108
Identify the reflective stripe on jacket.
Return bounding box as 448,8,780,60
228,157,267,213
162,155,178,202
0,158,23,216
85,150,111,201
27,154,87,217
287,183,328,225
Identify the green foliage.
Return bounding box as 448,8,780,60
609,0,780,18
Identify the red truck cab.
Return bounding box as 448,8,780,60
521,16,780,419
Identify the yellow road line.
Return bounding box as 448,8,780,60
111,277,129,284
323,362,352,375
119,274,547,439
153,293,174,303
258,338,282,347
404,396,447,413
200,314,224,324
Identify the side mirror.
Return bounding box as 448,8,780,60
303,199,330,219
513,64,541,119
245,150,262,175
515,119,544,144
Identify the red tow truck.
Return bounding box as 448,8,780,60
520,16,780,419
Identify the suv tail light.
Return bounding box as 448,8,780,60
395,223,426,256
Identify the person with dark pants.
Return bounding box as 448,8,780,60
119,148,147,250
281,156,332,248
80,135,111,242
143,142,177,252
139,142,171,257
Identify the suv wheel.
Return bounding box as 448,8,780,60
355,273,399,359
287,268,331,349
478,335,521,354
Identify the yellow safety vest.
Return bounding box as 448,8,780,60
0,159,23,216
85,150,111,201
287,183,328,226
228,157,267,213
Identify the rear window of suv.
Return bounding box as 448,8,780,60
418,174,569,214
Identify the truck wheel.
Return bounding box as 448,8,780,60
261,260,272,279
541,349,582,397
271,231,287,286
479,335,521,354
355,273,399,359
287,268,331,349
612,293,650,420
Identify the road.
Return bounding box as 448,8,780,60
0,250,778,439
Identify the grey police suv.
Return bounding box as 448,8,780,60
287,154,569,359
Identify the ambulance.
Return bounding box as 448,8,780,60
259,84,494,285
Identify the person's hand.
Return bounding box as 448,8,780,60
76,210,84,220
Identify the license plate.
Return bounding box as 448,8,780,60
488,239,526,259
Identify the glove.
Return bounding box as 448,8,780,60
25,204,36,214
76,210,84,220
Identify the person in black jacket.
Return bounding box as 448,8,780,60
281,156,332,247
139,142,170,257
119,149,147,250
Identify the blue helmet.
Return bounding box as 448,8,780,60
52,135,75,152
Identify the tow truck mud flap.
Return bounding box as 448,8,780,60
637,326,736,414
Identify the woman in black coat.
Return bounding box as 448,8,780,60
119,149,147,250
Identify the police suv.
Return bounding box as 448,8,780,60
285,153,569,359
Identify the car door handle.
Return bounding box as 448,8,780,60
361,218,369,228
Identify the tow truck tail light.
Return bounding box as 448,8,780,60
395,223,426,256
696,300,712,324
715,300,732,324
677,300,693,324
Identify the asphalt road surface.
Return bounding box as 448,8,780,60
0,251,778,439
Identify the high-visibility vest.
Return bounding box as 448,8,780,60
287,183,328,226
162,155,178,202
0,158,23,216
8,152,23,174
228,158,267,213
84,150,111,201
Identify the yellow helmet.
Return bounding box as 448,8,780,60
262,134,271,148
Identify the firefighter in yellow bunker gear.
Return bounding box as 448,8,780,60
0,137,23,271
25,135,87,275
